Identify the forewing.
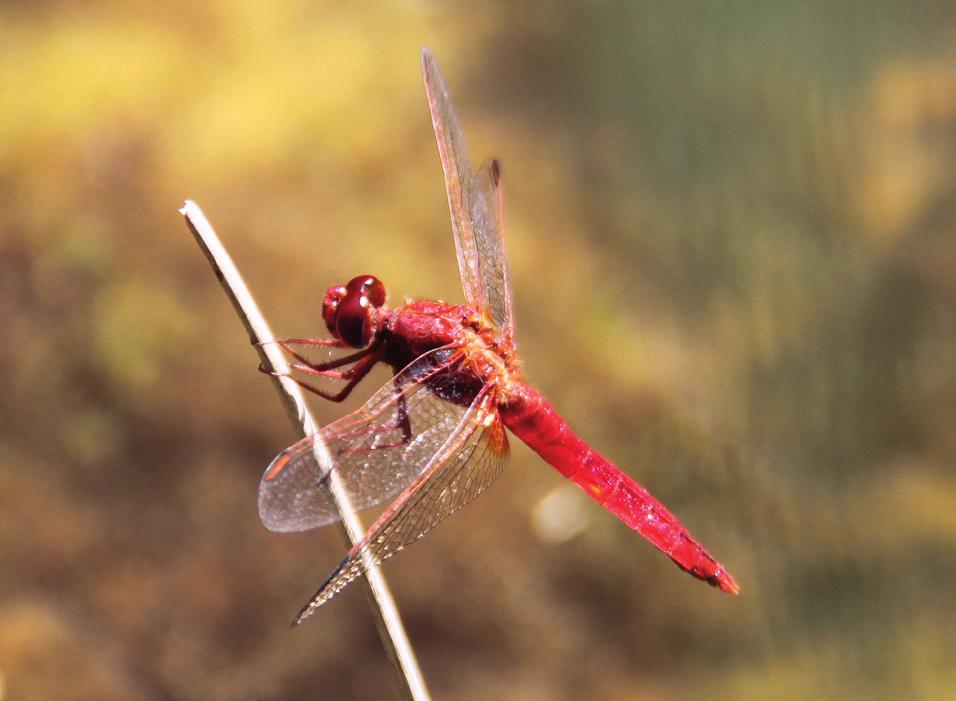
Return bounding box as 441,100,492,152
258,347,472,532
293,395,509,623
422,49,514,335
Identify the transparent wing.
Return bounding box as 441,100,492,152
422,48,515,338
258,347,475,532
476,158,514,340
292,392,509,623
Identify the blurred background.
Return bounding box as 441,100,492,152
1,2,954,699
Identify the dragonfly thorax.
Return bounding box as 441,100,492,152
322,274,388,348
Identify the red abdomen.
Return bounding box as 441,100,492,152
501,382,738,594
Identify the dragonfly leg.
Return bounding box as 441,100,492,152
287,358,371,379
276,341,378,372
266,337,348,348
261,353,379,402
279,343,381,373
383,351,466,444
339,374,415,455
256,337,348,360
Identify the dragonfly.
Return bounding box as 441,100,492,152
260,48,738,626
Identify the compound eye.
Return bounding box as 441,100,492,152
345,275,386,307
362,276,387,308
335,275,387,348
322,285,347,338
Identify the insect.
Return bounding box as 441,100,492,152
260,48,738,625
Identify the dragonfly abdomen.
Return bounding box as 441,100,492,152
501,382,739,594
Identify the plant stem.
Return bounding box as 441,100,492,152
181,200,431,701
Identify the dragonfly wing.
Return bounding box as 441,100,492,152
258,346,474,532
422,48,483,311
292,393,509,623
422,49,515,336
475,158,514,339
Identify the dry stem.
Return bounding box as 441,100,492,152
181,200,430,701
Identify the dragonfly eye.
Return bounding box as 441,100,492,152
358,275,387,308
334,275,388,348
322,284,347,338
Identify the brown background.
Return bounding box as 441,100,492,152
1,2,954,699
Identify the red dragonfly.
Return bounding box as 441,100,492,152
260,48,738,625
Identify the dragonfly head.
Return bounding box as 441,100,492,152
322,274,388,348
